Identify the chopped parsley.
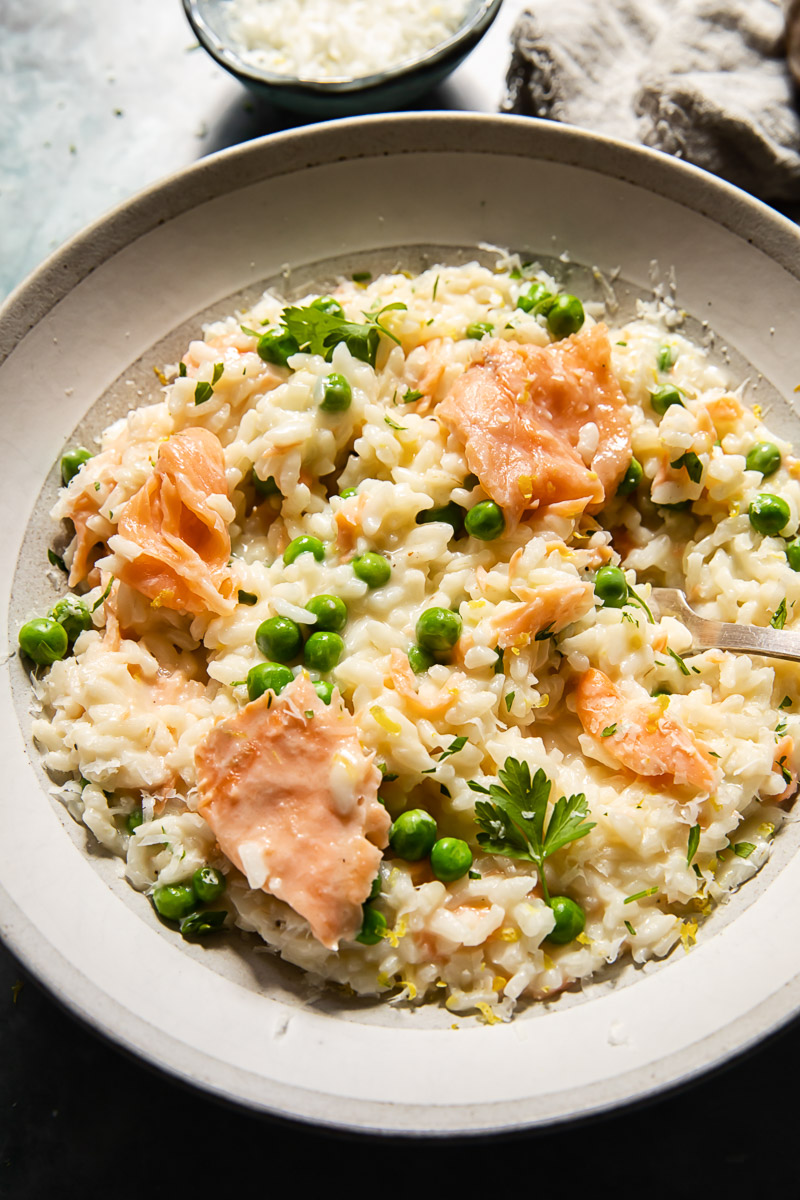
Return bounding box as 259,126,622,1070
237,590,258,605
467,780,490,795
687,823,701,865
669,451,703,484
402,389,423,403
624,920,636,936
778,756,792,785
91,577,114,612
468,869,482,879
493,646,504,674
733,841,756,859
601,724,617,738
439,784,451,798
432,275,440,301
534,624,555,641
779,695,793,709
378,763,398,782
623,886,659,905
384,415,406,431
211,361,224,385
770,598,788,629
47,548,67,573
194,381,214,405
352,271,372,283
473,756,595,905
776,718,788,736
178,361,187,377
437,736,468,760
504,692,515,712
667,647,691,676
304,710,315,719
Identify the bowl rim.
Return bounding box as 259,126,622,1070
181,0,504,94
4,113,800,1134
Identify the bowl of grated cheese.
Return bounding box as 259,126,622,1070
182,0,504,115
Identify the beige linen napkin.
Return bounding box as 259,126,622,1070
504,0,800,201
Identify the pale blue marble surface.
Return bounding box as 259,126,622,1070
0,0,523,302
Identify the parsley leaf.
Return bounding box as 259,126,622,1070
493,646,504,675
473,757,595,905
384,415,406,431
669,451,703,484
687,823,701,865
733,841,756,859
770,598,788,629
194,381,214,405
779,695,792,709
402,389,423,403
281,301,406,367
624,919,636,937
47,548,67,573
237,590,258,605
534,623,555,641
211,361,224,385
778,756,792,785
178,361,187,377
504,692,515,712
601,724,617,738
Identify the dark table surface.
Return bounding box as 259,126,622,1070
3,2,799,1189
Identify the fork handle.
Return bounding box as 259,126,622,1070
688,616,800,663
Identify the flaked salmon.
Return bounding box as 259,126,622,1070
437,326,631,522
489,580,594,649
114,428,234,616
195,675,389,950
575,668,717,791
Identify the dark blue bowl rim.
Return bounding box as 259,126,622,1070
182,0,504,95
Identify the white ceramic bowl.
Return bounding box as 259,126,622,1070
2,114,800,1136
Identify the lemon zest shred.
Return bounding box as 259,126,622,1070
445,994,460,1011
680,918,698,951
492,976,507,993
533,694,550,709
576,932,592,946
370,705,402,735
385,915,408,947
496,926,519,943
518,475,534,501
753,404,763,418
397,979,417,1000
376,972,392,988
759,821,776,838
476,1001,502,1026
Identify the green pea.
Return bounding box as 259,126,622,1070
464,499,505,541
430,837,473,882
516,283,551,313
49,594,92,642
253,471,281,497
313,679,335,705
546,895,586,944
152,883,197,921
466,321,493,339
339,487,358,499
18,617,68,665
416,501,466,537
416,607,462,653
746,442,781,478
305,594,348,632
408,644,435,674
356,905,387,945
283,535,325,565
352,551,391,588
60,447,92,486
246,661,294,702
126,809,143,835
192,866,227,903
180,910,227,937
546,294,585,339
786,538,800,571
311,295,344,318
257,327,299,366
389,809,438,861
255,616,302,663
594,565,628,608
749,493,791,537
650,385,684,415
616,457,643,497
304,631,344,672
320,373,352,413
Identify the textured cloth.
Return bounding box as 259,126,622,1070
504,0,800,202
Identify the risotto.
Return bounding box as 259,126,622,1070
22,253,800,1019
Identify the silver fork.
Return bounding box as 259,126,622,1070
650,588,800,662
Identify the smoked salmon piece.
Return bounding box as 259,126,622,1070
195,676,389,950
575,668,717,791
115,428,234,617
437,326,631,522
489,580,594,649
